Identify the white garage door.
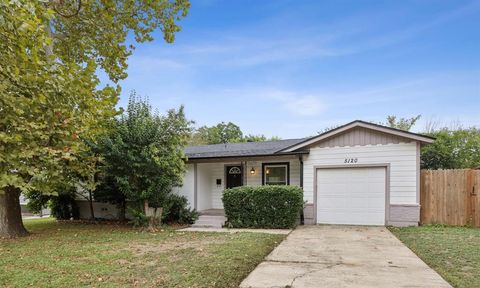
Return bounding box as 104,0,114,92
316,167,386,225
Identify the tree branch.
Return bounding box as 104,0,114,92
52,0,82,18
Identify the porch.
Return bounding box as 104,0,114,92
193,209,227,228
174,155,303,213
199,208,225,216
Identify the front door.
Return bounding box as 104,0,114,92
226,165,243,189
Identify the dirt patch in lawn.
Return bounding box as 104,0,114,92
126,235,227,256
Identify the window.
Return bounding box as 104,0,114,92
263,163,289,185
228,166,242,174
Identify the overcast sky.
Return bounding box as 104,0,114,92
101,0,480,138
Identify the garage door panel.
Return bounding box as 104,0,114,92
316,167,386,225
318,198,384,208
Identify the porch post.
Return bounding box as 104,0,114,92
299,155,304,188
194,163,198,210
244,161,247,185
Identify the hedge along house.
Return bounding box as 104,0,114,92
175,120,434,227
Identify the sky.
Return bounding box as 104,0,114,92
102,0,480,139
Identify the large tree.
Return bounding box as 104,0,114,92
0,0,189,237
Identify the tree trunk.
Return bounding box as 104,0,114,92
88,191,95,220
117,199,126,221
144,200,162,229
0,186,28,238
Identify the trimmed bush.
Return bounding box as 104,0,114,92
161,194,199,224
222,185,303,229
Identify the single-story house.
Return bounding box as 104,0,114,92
174,120,434,227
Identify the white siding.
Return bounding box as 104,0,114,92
197,163,212,211
303,142,418,205
315,127,410,148
77,201,120,219
172,164,195,208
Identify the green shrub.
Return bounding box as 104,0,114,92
161,194,199,224
128,208,149,227
50,194,80,220
222,185,303,229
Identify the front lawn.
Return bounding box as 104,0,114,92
0,218,285,288
389,225,480,288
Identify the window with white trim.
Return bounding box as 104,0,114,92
263,164,289,185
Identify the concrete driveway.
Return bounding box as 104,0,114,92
240,225,451,288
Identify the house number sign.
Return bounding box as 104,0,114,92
344,158,358,163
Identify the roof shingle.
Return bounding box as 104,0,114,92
185,138,307,159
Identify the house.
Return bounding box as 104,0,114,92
174,120,434,227
20,194,50,217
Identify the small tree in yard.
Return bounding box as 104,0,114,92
0,0,189,238
70,143,104,221
101,93,192,229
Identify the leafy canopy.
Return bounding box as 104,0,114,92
191,122,280,145
383,115,421,131
421,128,480,169
0,0,189,194
100,93,192,206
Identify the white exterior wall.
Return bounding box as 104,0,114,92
77,201,121,219
196,164,212,211
172,164,195,208
303,142,418,205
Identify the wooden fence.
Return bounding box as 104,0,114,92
421,169,480,227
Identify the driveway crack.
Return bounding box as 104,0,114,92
287,262,343,288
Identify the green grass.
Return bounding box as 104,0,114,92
389,225,480,288
0,218,285,288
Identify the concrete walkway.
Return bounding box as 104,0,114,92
241,225,451,288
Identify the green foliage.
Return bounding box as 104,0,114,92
100,92,192,208
421,128,480,169
191,122,280,145
383,115,421,131
24,190,50,214
222,185,304,229
243,134,281,142
0,0,117,194
192,122,243,144
161,194,198,224
128,209,149,228
1,0,189,198
50,193,80,220
93,175,128,219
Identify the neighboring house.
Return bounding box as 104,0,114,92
20,194,50,217
175,120,434,227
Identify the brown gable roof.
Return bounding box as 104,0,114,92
280,120,435,152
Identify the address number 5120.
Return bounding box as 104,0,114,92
344,158,358,163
